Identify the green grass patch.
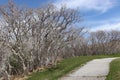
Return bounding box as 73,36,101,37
106,58,120,80
27,54,120,80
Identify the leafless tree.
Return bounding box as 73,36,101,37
0,1,85,79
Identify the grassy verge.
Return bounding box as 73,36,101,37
27,54,120,80
106,58,120,80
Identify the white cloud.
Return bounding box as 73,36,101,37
90,22,120,32
85,17,120,26
54,0,116,13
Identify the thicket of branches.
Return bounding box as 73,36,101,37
0,1,120,80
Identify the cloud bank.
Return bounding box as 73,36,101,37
54,0,116,13
90,22,120,32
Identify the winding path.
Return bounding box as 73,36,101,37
60,58,117,80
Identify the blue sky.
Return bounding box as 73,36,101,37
0,0,120,31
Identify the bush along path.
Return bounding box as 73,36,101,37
60,58,117,80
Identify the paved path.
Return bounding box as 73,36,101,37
60,58,117,80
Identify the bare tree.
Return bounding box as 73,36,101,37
0,1,84,79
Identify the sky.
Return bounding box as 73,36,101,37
0,0,120,32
